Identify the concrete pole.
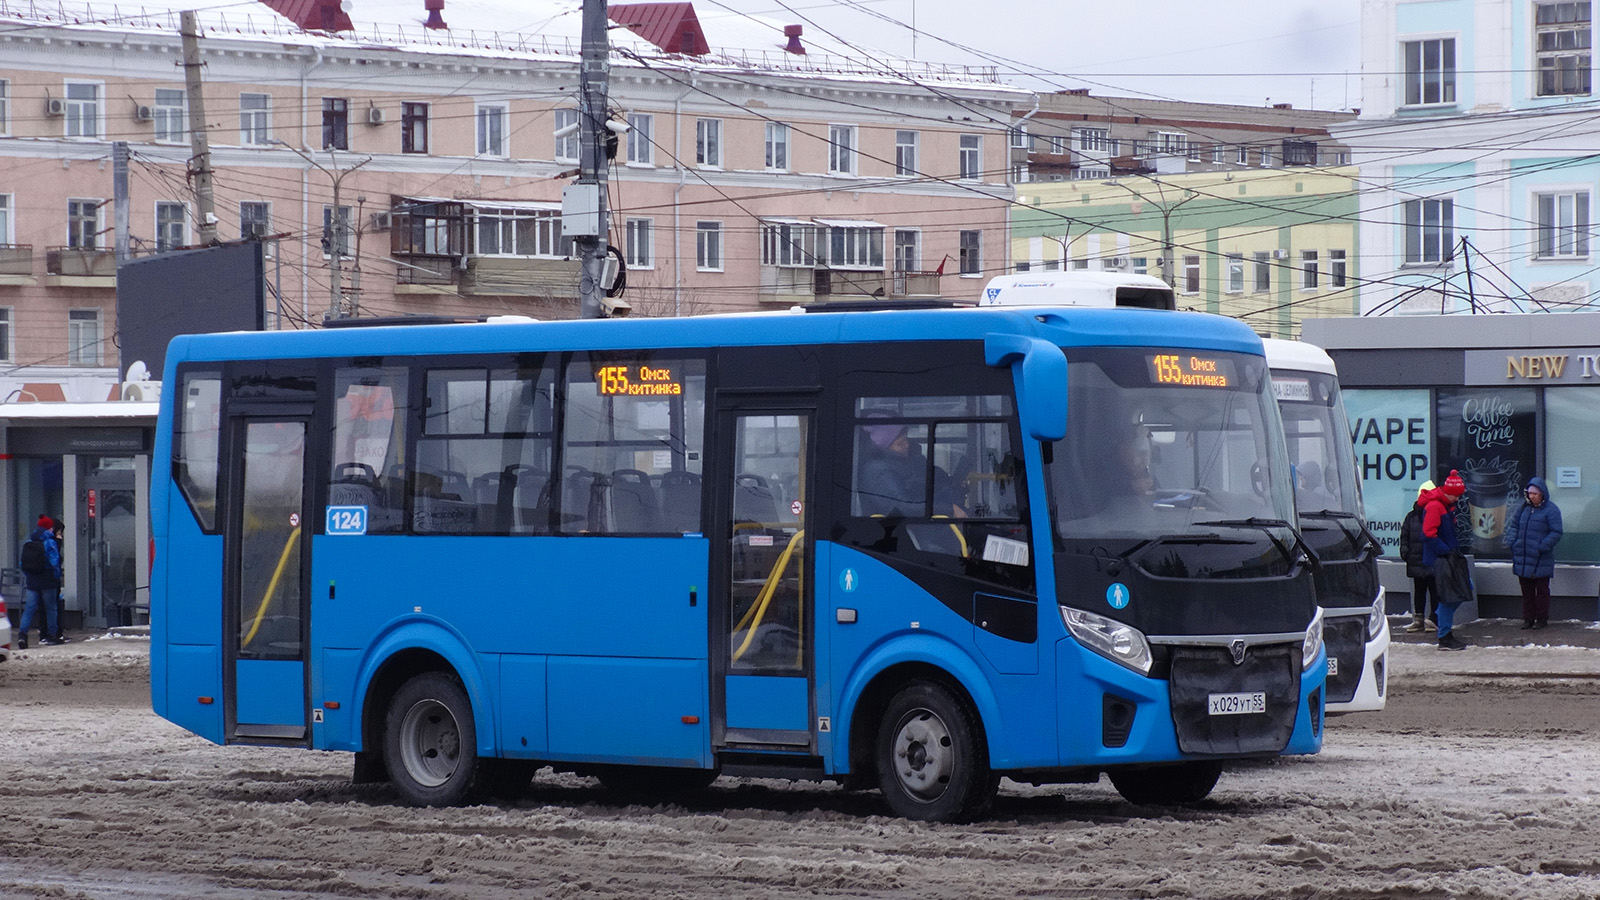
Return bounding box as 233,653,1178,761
112,142,130,265
576,0,610,318
179,11,218,245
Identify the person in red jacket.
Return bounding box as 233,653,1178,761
1422,470,1469,651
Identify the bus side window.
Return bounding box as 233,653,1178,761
330,365,408,533
174,369,222,531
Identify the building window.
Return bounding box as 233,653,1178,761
696,221,723,271
1226,253,1244,293
153,88,185,143
959,134,981,180
959,230,981,275
895,130,918,176
1536,191,1591,257
68,309,100,365
1040,133,1067,155
1260,145,1274,167
1283,140,1318,166
625,217,652,268
0,194,10,244
1182,255,1201,293
240,201,272,257
1237,145,1250,165
322,97,348,150
1131,257,1148,275
1212,144,1227,164
696,118,721,167
1330,249,1347,287
1042,259,1060,271
626,113,653,164
1301,250,1319,289
1404,197,1455,263
1011,163,1030,183
64,81,99,138
1253,251,1271,292
1074,167,1110,180
1009,124,1027,149
760,220,819,267
828,124,856,175
1076,127,1110,152
1537,2,1592,95
401,102,429,154
554,108,580,162
765,122,789,170
0,309,11,362
471,207,570,257
822,226,884,270
323,205,353,258
67,199,99,249
477,103,507,157
1071,258,1089,271
1155,131,1187,158
240,92,270,146
1186,141,1202,162
0,80,9,135
156,201,186,252
893,229,919,273
1403,38,1457,105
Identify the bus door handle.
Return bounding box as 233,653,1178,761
689,588,696,607
836,608,857,624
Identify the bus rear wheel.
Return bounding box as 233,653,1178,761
1107,761,1223,805
383,671,487,807
875,681,995,822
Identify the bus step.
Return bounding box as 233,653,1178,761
718,752,827,782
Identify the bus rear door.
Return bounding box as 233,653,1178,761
223,408,312,744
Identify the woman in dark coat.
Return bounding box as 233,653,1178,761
1503,476,1563,630
1397,482,1435,633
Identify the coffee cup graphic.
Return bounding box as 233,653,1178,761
1463,468,1511,546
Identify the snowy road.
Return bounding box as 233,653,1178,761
1,635,1598,899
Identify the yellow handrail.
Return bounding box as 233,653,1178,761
732,529,804,663
241,526,301,648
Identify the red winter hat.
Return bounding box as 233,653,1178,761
1441,470,1466,497
36,514,53,529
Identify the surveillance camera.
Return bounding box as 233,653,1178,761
600,295,632,317
553,121,580,139
604,119,631,135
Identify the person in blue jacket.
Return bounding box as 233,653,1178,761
1422,471,1470,651
1504,476,1563,630
17,514,64,648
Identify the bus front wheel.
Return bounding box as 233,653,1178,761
383,671,487,807
1107,761,1223,805
875,681,996,822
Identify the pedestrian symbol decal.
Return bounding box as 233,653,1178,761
1107,583,1130,609
840,568,858,593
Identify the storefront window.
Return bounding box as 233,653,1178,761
1344,389,1433,556
1435,388,1539,561
1544,388,1600,562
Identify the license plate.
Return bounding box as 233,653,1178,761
1327,657,1339,676
1207,691,1266,716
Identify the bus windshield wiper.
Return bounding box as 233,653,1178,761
1299,509,1383,555
1194,517,1322,570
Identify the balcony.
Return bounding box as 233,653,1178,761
394,254,456,289
461,256,581,298
44,246,116,287
0,244,34,284
891,269,942,298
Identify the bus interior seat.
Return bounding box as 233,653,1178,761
560,467,601,531
609,468,660,533
734,473,780,526
658,470,702,532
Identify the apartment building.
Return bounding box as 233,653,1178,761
1338,0,1600,315
1009,90,1355,184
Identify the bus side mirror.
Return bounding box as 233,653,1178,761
985,334,1067,442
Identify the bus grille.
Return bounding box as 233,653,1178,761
1168,645,1300,755
1322,615,1367,704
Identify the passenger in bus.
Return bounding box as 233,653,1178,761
1113,432,1157,499
1294,460,1337,512
856,419,965,519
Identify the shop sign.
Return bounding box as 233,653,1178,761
1343,389,1432,557
1466,348,1600,385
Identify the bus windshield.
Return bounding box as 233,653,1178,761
1047,347,1295,573
1274,369,1362,517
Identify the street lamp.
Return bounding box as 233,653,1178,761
1100,176,1201,290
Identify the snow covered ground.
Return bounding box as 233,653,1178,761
1,628,1598,899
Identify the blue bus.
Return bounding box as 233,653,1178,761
150,304,1326,822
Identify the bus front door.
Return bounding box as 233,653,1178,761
714,408,816,753
223,414,311,744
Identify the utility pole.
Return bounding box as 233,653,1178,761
180,11,218,245
1101,176,1199,290
274,141,369,320
112,141,130,264
573,0,610,318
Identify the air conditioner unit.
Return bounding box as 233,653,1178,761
135,105,154,122
1104,256,1128,269
366,106,386,125
45,98,66,117
246,222,270,239
1271,249,1290,260
369,211,392,230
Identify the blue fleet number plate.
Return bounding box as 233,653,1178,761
1207,691,1266,716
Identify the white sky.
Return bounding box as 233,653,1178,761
693,0,1364,111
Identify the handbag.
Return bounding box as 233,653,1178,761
1432,552,1475,607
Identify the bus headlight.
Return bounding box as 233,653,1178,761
1368,588,1387,640
1061,606,1152,675
1302,607,1325,673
